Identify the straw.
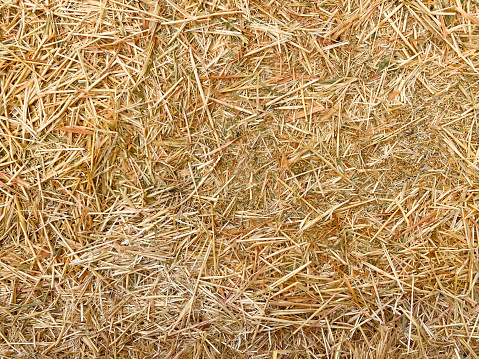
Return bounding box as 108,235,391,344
1,0,479,357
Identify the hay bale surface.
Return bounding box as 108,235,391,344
1,0,479,357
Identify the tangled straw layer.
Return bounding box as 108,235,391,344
1,0,479,357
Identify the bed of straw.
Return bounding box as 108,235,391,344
1,0,479,358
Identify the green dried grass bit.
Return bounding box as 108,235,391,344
377,59,389,73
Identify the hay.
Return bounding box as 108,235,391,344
1,0,479,357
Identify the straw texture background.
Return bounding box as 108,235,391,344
1,0,479,357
